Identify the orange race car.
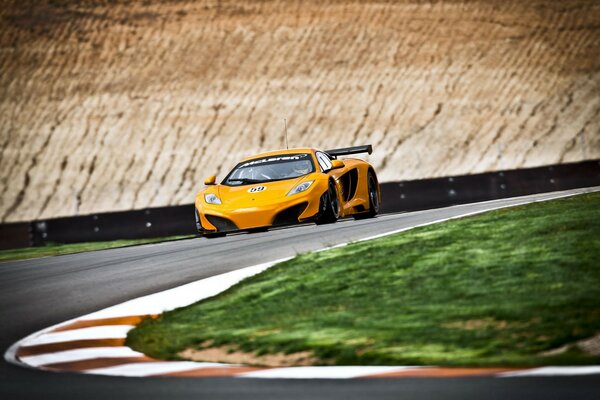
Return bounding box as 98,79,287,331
194,145,380,237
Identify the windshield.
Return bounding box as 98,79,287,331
222,153,315,186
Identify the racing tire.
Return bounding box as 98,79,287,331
316,180,340,225
354,170,379,219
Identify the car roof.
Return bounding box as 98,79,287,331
241,148,317,161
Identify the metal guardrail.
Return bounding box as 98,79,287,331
1,159,599,250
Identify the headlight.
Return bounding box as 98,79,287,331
204,193,222,205
287,180,314,196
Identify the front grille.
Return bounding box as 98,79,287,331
272,202,308,226
205,215,238,232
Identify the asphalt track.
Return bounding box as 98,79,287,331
1,188,599,399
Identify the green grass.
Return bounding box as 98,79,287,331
0,235,194,262
127,192,600,367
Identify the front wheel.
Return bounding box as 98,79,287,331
316,180,339,225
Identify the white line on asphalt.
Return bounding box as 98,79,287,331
20,347,145,367
20,326,134,346
498,366,600,377
239,366,420,379
84,361,234,377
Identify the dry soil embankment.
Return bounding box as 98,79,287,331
1,0,599,222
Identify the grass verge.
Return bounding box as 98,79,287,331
127,193,600,367
0,235,194,263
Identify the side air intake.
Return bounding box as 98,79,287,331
272,202,308,226
205,215,238,232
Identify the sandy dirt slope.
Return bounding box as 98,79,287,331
0,0,599,222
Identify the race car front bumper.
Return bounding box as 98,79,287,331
195,189,326,233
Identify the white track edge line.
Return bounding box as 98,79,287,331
20,347,146,367
238,366,420,379
498,366,600,377
83,361,235,377
19,326,135,347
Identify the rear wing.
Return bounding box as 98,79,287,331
325,144,373,159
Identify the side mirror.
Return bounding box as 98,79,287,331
204,175,216,185
330,160,345,170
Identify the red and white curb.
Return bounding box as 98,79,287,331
6,188,600,378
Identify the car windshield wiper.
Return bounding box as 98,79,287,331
226,178,263,184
